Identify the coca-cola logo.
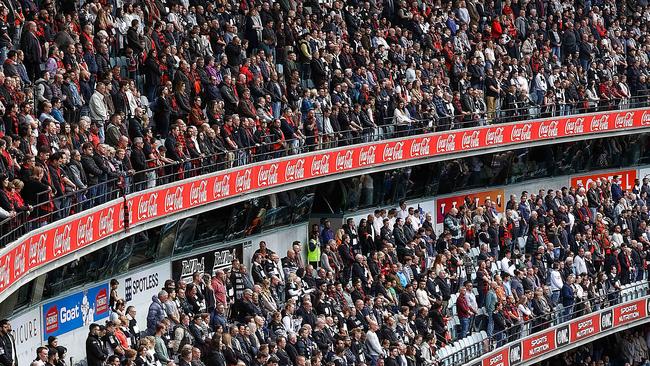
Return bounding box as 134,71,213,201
99,208,115,237
485,127,505,145
77,216,94,246
213,175,231,199
590,114,609,132
235,169,252,193
285,159,305,182
189,181,208,205
137,193,159,221
118,202,125,228
614,112,634,129
311,155,330,176
27,233,46,267
409,137,431,157
383,141,404,161
642,111,650,126
0,254,11,289
436,135,456,153
510,124,532,142
461,131,480,149
12,245,24,280
258,164,279,187
539,120,559,138
565,117,585,135
164,187,184,213
126,200,133,225
53,224,71,257
335,150,353,171
358,146,377,166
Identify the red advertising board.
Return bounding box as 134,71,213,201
436,189,505,224
0,201,124,294
0,108,648,298
478,298,650,366
482,347,509,366
570,170,638,191
569,313,600,342
613,298,647,327
521,329,555,361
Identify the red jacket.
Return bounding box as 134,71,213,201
457,292,472,319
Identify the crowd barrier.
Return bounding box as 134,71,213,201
0,108,649,301
447,282,650,366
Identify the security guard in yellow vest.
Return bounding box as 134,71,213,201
307,232,321,268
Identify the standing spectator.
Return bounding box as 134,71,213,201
0,320,17,366
86,324,107,366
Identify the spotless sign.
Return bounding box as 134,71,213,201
42,283,109,340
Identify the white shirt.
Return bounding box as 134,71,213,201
397,208,409,220
573,255,588,275
500,256,513,276
465,291,478,312
373,215,384,236
415,288,431,307
612,232,624,246
550,270,563,291
408,214,420,231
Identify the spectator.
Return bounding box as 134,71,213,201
146,291,168,336
0,319,16,366
86,324,107,366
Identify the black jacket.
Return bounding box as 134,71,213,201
81,153,103,186
20,31,41,64
126,27,143,54
0,333,16,366
85,334,107,366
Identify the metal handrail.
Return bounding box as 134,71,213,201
438,280,649,365
0,96,648,247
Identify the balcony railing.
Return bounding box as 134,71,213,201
438,280,650,366
0,99,649,303
2,97,649,248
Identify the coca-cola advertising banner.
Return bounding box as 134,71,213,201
0,201,124,298
0,109,648,299
570,169,638,191
436,189,505,224
478,297,650,366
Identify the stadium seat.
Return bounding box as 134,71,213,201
440,345,452,366
438,347,449,363
471,333,482,356
451,342,461,363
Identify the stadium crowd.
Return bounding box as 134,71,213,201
0,0,648,364
5,175,634,366
0,0,650,231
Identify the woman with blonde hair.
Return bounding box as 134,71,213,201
335,228,346,244
140,337,160,366
220,333,238,365
259,279,278,315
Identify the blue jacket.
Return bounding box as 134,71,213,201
612,183,624,203
146,295,166,335
561,284,575,307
